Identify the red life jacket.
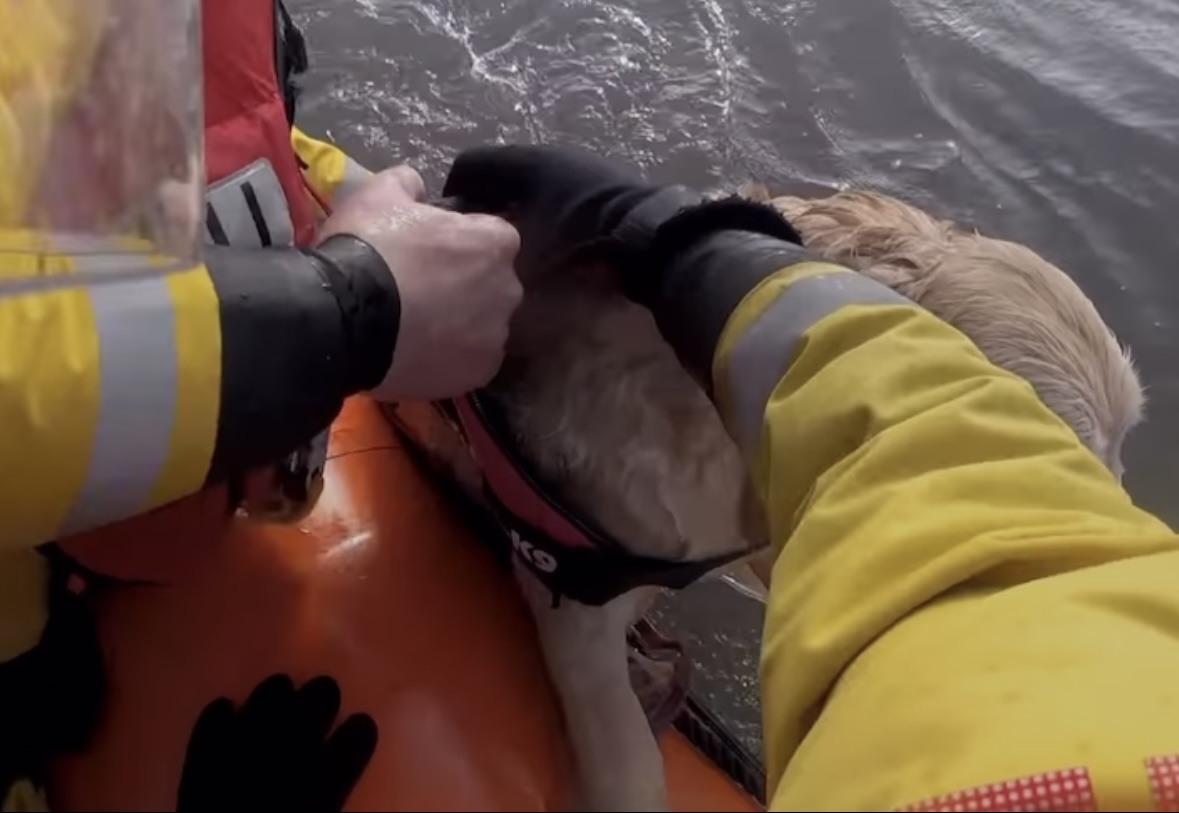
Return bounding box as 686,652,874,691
201,0,318,246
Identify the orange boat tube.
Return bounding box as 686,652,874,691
50,397,759,811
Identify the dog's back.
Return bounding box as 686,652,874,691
488,268,752,562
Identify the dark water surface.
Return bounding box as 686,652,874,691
289,0,1179,755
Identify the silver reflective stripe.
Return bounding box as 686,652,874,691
725,272,909,456
333,157,373,204
59,258,178,535
205,158,295,248
0,234,187,297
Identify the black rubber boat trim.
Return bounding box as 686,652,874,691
674,690,766,803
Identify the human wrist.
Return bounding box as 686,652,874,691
303,234,402,394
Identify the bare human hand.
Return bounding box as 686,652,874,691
319,166,523,400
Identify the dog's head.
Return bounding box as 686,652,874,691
920,236,1144,480
745,186,1145,478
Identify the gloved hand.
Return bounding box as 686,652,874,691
443,145,813,390
177,674,378,813
441,145,801,305
0,551,104,797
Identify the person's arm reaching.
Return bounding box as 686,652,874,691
0,208,404,808
1,167,520,552
0,166,521,808
0,221,379,547
653,228,1178,810
445,145,1179,811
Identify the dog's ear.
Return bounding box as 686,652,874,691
737,182,772,203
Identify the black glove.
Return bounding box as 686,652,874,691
0,551,104,795
177,674,378,813
442,145,801,305
443,145,809,387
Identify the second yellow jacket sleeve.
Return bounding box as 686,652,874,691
291,128,372,212
715,266,1179,810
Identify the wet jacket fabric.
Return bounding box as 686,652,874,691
668,232,1179,811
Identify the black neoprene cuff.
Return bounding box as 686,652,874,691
613,189,804,306
304,234,402,394
650,230,816,391
204,239,399,484
611,191,813,391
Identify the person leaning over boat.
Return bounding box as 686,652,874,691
443,145,1179,812
0,0,521,807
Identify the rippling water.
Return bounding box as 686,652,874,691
290,0,1179,755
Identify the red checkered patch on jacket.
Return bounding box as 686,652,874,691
898,767,1096,812
1147,755,1179,811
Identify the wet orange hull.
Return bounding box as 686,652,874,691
52,397,758,811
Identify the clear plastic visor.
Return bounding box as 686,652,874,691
0,0,204,294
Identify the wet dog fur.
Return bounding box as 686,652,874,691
483,186,1144,810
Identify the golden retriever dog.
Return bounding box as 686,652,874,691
472,187,1145,811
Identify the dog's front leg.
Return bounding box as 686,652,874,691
552,626,668,813
516,569,668,812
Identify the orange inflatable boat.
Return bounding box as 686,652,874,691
49,397,762,811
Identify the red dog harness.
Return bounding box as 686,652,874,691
445,393,749,606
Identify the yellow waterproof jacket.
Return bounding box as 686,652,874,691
0,0,381,654
0,123,375,639
705,250,1179,810
0,3,389,806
